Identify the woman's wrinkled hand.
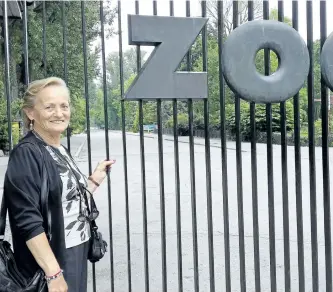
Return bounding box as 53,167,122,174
90,159,116,185
47,275,68,292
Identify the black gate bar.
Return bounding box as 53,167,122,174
217,2,231,291
81,3,100,292
22,1,29,85
232,2,246,292
247,2,261,292
262,1,277,292
3,0,12,151
42,1,47,77
116,1,132,291
135,2,150,291
100,1,118,292
320,2,332,291
306,2,319,291
277,2,291,291
170,2,183,292
291,1,305,291
185,1,200,291
62,1,70,151
201,2,215,292
152,2,168,291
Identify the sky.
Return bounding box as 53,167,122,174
100,0,333,59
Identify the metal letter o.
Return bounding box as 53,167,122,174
222,20,310,104
321,32,333,91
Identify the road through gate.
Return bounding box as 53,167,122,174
0,0,333,292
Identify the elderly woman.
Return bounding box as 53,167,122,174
3,77,115,292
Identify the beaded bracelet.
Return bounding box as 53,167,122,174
45,269,64,284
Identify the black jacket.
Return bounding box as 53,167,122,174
3,131,66,279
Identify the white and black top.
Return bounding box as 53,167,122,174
45,145,91,249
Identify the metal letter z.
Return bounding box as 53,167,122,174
125,15,208,100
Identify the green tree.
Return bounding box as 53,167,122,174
206,0,263,37
0,1,117,150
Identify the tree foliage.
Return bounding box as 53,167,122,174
0,1,116,150
1,1,328,150
87,4,328,142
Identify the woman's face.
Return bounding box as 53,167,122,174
27,85,71,135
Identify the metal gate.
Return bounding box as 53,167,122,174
0,0,332,291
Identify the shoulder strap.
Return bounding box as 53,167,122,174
0,144,51,241
0,193,7,238
59,147,99,229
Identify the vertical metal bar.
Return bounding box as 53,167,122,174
217,1,231,291
277,2,291,291
232,2,246,292
62,2,68,85
152,2,167,291
201,2,215,292
217,1,231,292
188,99,199,292
320,2,332,291
291,2,305,291
306,2,318,291
135,2,149,292
3,1,12,151
248,2,261,291
22,1,29,85
170,2,183,292
156,101,167,291
117,1,132,291
42,1,47,77
153,0,157,15
263,2,276,292
185,1,199,291
62,1,71,152
81,3,100,292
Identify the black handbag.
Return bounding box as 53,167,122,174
82,188,108,263
0,145,50,292
74,177,108,263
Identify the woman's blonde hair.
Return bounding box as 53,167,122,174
22,77,69,130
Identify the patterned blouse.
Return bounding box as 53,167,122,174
45,145,91,249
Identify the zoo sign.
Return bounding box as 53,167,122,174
125,15,333,104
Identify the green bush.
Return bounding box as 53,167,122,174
165,113,189,135
225,100,295,138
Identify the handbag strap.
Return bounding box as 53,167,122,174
64,155,99,229
64,152,99,230
50,146,99,229
0,143,51,240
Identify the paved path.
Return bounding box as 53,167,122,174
77,130,332,292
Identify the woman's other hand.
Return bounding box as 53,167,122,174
90,159,116,185
47,274,68,292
